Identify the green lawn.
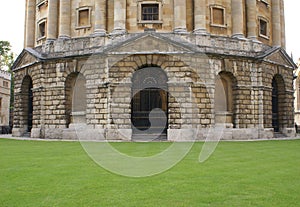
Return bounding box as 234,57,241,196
0,138,300,207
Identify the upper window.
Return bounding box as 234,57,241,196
259,0,269,7
138,1,162,24
142,4,159,21
259,17,269,38
3,81,9,88
76,7,92,29
210,5,226,27
37,18,47,40
37,0,47,11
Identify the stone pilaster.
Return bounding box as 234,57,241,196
25,0,36,48
173,0,187,33
59,0,71,39
272,0,281,46
111,0,126,35
193,0,207,34
47,0,58,41
280,0,286,48
246,0,257,40
94,0,107,36
231,0,245,38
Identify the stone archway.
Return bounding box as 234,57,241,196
272,75,285,133
131,67,168,140
21,75,33,134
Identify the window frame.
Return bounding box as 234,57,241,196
76,6,92,29
258,17,269,39
137,1,163,24
36,0,47,11
37,18,47,41
3,81,9,88
210,5,227,28
259,0,270,7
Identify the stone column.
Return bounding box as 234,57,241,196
272,0,281,46
94,0,107,36
246,0,257,40
59,0,71,39
47,0,58,41
231,0,245,38
194,0,207,34
173,0,187,33
25,0,36,48
280,0,286,48
112,0,126,35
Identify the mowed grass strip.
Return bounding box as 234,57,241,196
0,138,300,207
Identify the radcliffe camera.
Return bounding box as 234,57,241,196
11,0,295,140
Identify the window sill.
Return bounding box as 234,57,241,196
76,25,91,30
210,24,227,29
259,34,269,40
37,36,46,42
138,20,163,24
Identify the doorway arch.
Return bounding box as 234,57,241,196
272,75,285,133
131,67,168,139
21,76,33,133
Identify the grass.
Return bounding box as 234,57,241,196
0,138,300,206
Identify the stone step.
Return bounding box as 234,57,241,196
132,133,167,141
274,132,287,138
22,132,31,138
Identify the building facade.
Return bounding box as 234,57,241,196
0,70,11,133
12,0,296,140
294,60,300,131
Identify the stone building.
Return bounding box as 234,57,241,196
294,59,300,131
0,70,11,133
12,0,296,140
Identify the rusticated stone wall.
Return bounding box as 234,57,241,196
12,32,296,140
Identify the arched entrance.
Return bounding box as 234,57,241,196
21,76,33,133
131,67,168,140
272,75,285,133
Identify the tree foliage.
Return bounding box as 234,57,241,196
0,40,15,70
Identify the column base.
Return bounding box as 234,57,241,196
93,29,107,37
46,38,57,43
231,34,246,40
247,36,261,43
110,28,126,36
58,35,71,39
193,28,208,35
173,28,189,34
